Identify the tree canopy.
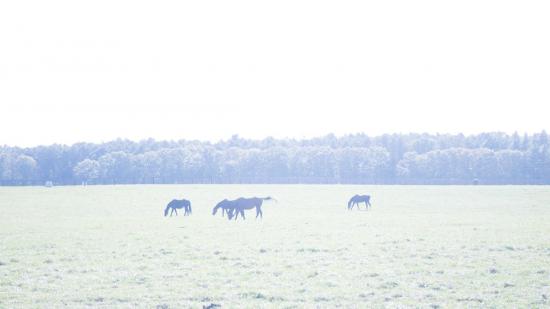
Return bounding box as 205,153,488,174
1,132,549,185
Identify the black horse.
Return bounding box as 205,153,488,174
228,197,276,220
164,199,192,216
212,199,236,217
348,194,372,210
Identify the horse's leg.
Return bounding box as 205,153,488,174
170,208,174,216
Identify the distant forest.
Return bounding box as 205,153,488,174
1,132,549,185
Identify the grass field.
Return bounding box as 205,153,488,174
1,185,550,308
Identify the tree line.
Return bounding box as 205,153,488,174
1,132,549,185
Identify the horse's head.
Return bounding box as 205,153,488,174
212,199,228,215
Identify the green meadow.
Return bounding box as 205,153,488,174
1,185,549,308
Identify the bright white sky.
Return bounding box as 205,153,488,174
1,1,549,147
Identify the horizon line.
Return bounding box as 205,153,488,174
2,130,548,149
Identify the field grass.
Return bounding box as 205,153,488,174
1,185,550,308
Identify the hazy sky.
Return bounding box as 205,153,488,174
1,1,549,146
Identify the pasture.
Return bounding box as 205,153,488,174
1,185,549,308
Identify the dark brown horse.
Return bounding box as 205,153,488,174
212,199,236,217
348,194,371,210
164,199,192,216
228,197,276,220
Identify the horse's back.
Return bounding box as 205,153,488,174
352,194,371,202
168,199,190,208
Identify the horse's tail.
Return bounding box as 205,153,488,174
263,196,277,202
188,201,192,214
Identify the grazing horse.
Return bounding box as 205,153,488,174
228,197,276,220
348,194,372,210
212,199,237,217
164,199,192,216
